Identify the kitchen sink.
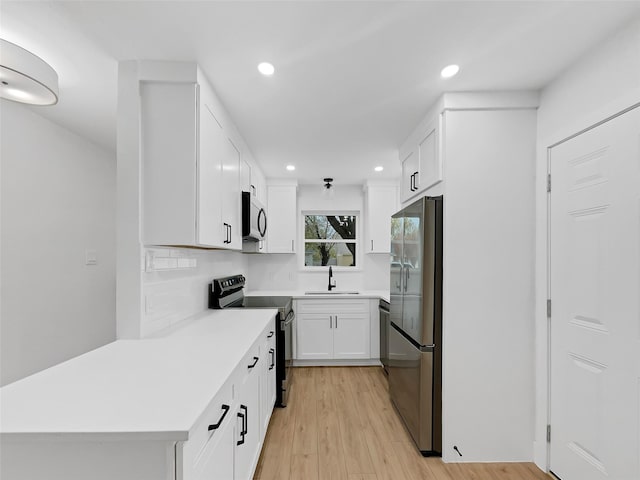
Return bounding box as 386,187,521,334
305,291,360,295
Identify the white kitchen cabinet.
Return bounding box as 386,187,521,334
234,343,262,480
296,299,370,360
140,71,241,249
364,183,398,253
180,382,235,480
400,117,440,203
241,157,252,194
266,183,297,253
260,325,276,435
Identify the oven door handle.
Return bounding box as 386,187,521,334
281,311,295,331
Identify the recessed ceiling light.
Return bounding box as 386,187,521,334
441,64,460,79
374,166,384,172
286,165,295,171
258,62,275,76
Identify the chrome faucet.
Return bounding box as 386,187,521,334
328,266,336,291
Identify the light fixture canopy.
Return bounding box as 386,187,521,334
323,177,333,189
257,62,275,76
0,38,58,105
441,64,460,79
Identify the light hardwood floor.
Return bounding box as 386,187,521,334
254,366,551,480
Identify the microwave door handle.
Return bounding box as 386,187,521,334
258,208,267,237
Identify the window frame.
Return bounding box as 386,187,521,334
300,210,361,271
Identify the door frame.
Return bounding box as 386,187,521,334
544,101,640,473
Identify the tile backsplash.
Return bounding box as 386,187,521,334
142,247,247,337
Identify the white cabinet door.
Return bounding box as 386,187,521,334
417,120,440,191
234,351,261,480
190,411,235,480
222,138,242,250
365,185,398,253
240,157,251,194
332,313,370,359
401,147,419,203
260,326,276,436
296,313,333,360
266,185,297,253
198,101,225,247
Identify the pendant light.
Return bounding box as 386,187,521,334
0,38,59,105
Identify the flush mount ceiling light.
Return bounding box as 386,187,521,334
374,166,384,172
286,165,296,171
440,64,460,79
257,62,275,76
0,38,58,105
323,177,333,189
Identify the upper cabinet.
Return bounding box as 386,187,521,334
400,117,441,203
364,183,398,253
140,67,242,249
240,153,267,206
265,183,297,253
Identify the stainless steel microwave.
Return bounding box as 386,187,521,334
241,191,267,241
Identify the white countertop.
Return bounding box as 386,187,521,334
246,290,390,303
0,309,276,441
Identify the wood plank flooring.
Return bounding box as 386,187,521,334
254,367,551,480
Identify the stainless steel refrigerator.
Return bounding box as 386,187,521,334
388,195,443,456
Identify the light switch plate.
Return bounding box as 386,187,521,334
85,249,97,265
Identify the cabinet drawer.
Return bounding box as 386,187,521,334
237,342,262,382
297,299,369,314
182,380,234,471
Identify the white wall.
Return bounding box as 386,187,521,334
0,100,116,386
248,184,390,293
533,17,640,469
440,107,537,463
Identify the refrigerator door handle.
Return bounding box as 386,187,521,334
404,264,409,291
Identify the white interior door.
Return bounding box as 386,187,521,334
549,105,640,480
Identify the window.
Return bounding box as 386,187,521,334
304,213,358,267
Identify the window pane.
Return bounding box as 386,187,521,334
304,242,356,267
304,215,357,240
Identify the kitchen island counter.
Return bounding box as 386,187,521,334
0,308,276,441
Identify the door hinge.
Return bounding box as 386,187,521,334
547,173,552,193
547,299,551,318
547,424,551,443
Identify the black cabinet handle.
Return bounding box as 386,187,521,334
223,223,230,244
237,408,246,446
413,171,419,191
409,173,414,191
248,356,259,369
269,348,275,370
267,331,274,338
208,404,230,431
228,224,232,243
240,404,248,435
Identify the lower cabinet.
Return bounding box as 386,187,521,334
296,299,370,360
180,319,276,480
1,318,277,480
234,344,262,480
260,327,277,435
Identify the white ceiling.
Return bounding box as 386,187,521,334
2,1,639,185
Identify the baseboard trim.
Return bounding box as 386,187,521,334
293,359,382,367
